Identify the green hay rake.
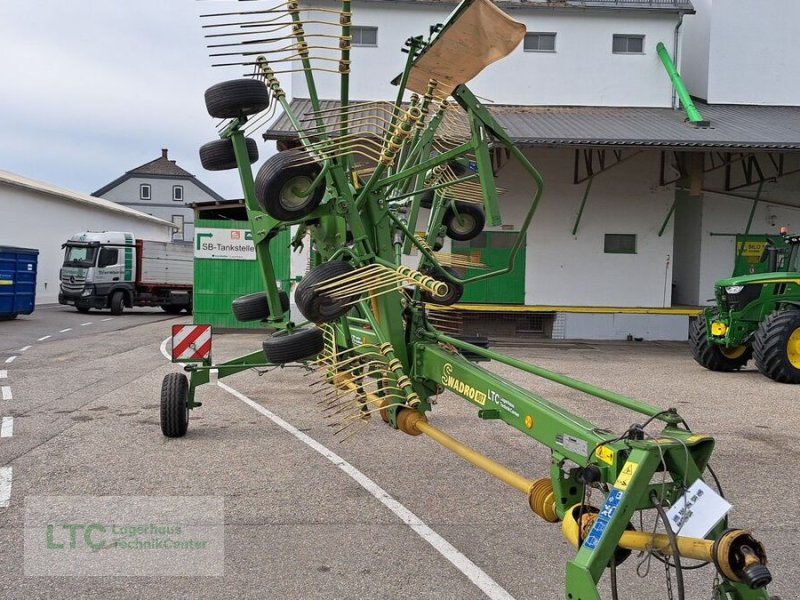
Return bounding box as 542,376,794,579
160,1,776,597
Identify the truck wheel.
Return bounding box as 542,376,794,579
160,373,189,438
688,317,751,372
262,327,324,364
232,290,290,322
204,79,270,119
443,202,485,241
110,291,125,316
199,137,259,171
753,310,800,384
421,266,463,306
294,261,358,323
254,152,324,221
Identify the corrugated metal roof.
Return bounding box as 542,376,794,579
0,170,173,227
265,99,800,150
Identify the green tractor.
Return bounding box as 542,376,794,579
690,231,800,382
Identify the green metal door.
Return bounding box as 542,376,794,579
193,219,290,329
452,231,525,304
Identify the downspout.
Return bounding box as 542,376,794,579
671,14,684,111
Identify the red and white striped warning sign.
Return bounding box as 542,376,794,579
171,324,212,362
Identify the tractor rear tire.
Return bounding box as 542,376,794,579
443,202,485,241
160,373,189,438
232,291,290,322
752,309,800,383
255,152,324,221
204,79,270,119
199,137,259,171
421,266,463,306
262,327,325,364
294,261,358,323
688,317,751,372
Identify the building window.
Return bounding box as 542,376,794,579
351,26,378,47
172,215,185,241
139,183,151,200
613,35,645,54
604,234,637,254
173,185,184,202
524,32,556,52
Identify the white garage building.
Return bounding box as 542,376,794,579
0,170,174,304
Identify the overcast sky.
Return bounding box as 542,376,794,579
0,0,260,200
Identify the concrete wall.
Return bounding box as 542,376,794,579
0,184,171,304
489,148,675,307
98,176,220,241
682,0,800,106
295,1,678,107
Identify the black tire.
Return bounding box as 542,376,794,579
421,266,463,306
443,202,485,241
294,261,358,323
420,189,434,209
161,305,184,315
110,291,125,316
232,291,290,322
204,79,270,119
76,306,91,314
255,152,324,221
688,317,751,372
199,137,259,171
160,373,189,438
753,310,800,384
263,327,325,364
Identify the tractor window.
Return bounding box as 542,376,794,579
788,244,800,272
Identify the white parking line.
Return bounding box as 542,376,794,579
101,318,113,322
4,357,16,364
37,336,51,342
59,328,72,333
1,387,11,401
0,417,12,438
81,322,93,327
18,346,31,352
217,381,515,600
0,466,11,508
0,371,6,379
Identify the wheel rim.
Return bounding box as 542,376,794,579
450,213,477,236
788,328,800,368
280,176,314,211
720,345,747,359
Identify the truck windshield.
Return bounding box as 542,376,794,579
64,245,97,266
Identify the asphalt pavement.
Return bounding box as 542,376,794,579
0,313,795,599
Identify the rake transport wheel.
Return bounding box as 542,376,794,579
689,317,752,371
160,373,189,438
262,327,325,364
753,309,800,383
204,79,270,119
232,290,290,322
443,202,485,241
199,137,259,171
421,266,463,306
255,151,325,221
294,261,359,323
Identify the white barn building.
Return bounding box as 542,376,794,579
0,170,173,304
254,0,800,340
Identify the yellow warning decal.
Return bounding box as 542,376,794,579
595,445,615,465
613,461,639,491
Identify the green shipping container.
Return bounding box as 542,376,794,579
193,219,290,329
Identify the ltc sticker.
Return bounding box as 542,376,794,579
613,461,639,491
